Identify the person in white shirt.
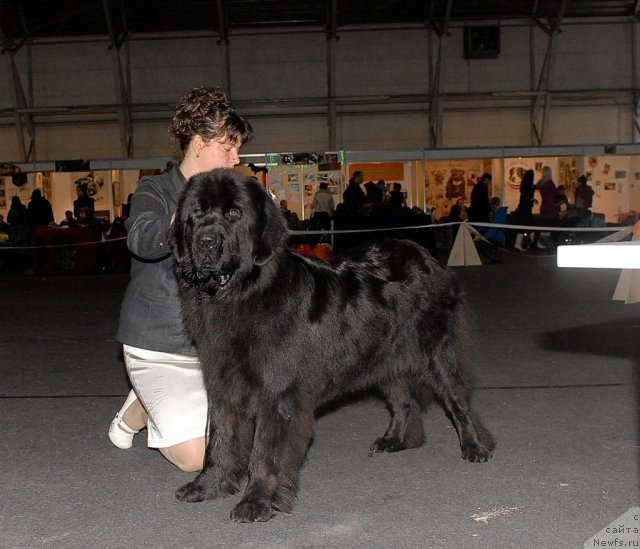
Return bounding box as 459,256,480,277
311,182,335,222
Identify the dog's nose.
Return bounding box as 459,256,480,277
197,235,221,250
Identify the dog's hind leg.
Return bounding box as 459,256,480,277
430,342,494,463
230,393,314,522
371,382,425,453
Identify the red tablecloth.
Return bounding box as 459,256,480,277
31,227,99,275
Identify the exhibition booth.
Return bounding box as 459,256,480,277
250,147,640,225
1,145,639,245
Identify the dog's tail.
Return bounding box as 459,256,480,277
454,299,497,453
453,300,478,401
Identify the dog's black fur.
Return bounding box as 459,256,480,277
171,168,495,522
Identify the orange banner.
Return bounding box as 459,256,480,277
349,162,404,182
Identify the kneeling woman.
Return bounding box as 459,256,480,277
108,86,253,471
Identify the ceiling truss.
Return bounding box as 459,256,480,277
1,1,639,160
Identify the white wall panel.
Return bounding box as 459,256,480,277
552,24,632,90
130,120,179,157
546,106,633,144
1,49,26,105
245,116,328,153
0,129,22,160
444,110,531,148
338,112,428,150
230,33,327,100
442,30,476,94
36,124,121,159
31,42,115,106
129,38,225,103
334,29,429,97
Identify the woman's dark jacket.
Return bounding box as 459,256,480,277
116,167,197,356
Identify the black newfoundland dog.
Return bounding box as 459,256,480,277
171,168,495,522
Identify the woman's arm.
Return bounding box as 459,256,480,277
125,180,174,260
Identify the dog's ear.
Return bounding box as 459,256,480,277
245,178,288,266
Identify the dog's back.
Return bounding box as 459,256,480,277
275,239,469,393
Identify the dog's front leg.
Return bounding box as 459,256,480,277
230,397,314,522
176,403,252,502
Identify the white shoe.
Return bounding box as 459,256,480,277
514,234,526,251
109,390,140,449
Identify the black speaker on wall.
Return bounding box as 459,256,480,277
55,159,91,172
11,171,27,187
463,26,500,59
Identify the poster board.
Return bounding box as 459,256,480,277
425,158,489,221
266,152,344,220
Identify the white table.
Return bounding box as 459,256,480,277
557,240,640,269
557,240,640,303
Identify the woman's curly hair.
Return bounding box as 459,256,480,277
169,86,253,155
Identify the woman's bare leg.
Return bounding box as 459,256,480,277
159,437,207,472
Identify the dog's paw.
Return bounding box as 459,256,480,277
370,437,403,453
175,479,221,502
461,442,493,463
230,499,275,523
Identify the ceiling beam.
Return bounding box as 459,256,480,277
326,0,338,149
633,12,640,142
102,0,133,157
428,0,453,148
216,0,231,93
530,0,570,146
0,25,35,161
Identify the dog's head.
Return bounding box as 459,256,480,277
172,168,288,296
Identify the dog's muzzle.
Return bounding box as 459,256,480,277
197,234,222,251
191,232,232,287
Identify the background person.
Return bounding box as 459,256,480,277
532,165,558,249
342,170,365,211
27,189,54,229
279,199,303,229
7,196,31,272
467,172,491,223
388,182,406,210
512,169,537,250
60,210,77,227
574,175,595,223
310,182,334,236
73,183,95,219
121,193,134,218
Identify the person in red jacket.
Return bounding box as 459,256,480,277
574,174,595,222
533,166,558,249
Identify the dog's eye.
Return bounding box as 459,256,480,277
194,208,205,218
227,208,241,220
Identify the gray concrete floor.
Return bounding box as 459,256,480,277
0,251,638,548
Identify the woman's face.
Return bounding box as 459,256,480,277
196,137,241,171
